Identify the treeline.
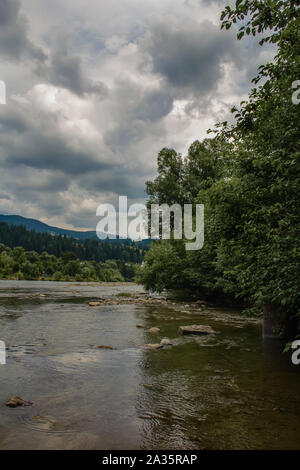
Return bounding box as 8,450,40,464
137,1,300,339
0,243,138,282
0,222,147,263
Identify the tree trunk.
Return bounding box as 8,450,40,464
263,303,299,340
263,303,282,339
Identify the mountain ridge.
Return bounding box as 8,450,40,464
0,214,152,246
0,214,100,240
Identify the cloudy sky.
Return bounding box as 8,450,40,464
0,0,275,230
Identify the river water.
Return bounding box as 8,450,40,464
0,280,299,450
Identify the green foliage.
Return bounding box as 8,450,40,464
220,1,299,47
138,0,300,338
0,241,141,283
20,261,41,280
63,260,81,277
215,0,300,323
137,240,187,292
139,137,233,295
0,222,147,264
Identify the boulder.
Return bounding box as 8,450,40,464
5,396,33,408
136,324,144,328
143,343,163,350
149,327,160,333
89,301,101,307
178,325,215,335
160,338,173,346
97,345,114,350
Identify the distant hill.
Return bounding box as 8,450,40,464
0,214,100,240
0,214,152,246
0,221,148,263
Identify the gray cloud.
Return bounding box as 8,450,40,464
200,0,226,5
0,81,155,227
0,1,107,97
135,90,173,121
0,0,46,61
36,36,108,97
3,140,102,175
0,119,106,177
0,0,276,230
140,20,236,97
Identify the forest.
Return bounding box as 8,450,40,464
0,222,147,263
0,222,144,281
0,242,138,282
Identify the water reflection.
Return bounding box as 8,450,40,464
0,281,299,449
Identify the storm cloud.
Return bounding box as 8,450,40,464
140,20,236,97
0,0,276,230
0,0,46,61
36,36,108,97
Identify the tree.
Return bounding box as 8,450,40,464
26,251,40,264
21,261,41,280
136,240,186,291
62,251,78,263
139,137,232,295
138,0,300,339
212,0,300,334
63,260,81,277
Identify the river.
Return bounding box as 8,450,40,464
0,280,299,449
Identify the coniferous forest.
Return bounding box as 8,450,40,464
0,222,146,281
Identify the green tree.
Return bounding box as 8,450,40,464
63,260,81,277
212,0,300,335
138,0,300,340
21,261,41,280
139,137,233,295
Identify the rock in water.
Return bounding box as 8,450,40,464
5,396,33,408
89,301,101,307
31,415,56,431
136,324,144,328
178,325,216,335
143,343,163,350
149,327,160,333
97,345,114,350
160,338,173,346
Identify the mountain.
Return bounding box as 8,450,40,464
0,214,100,240
0,214,152,246
0,221,147,263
